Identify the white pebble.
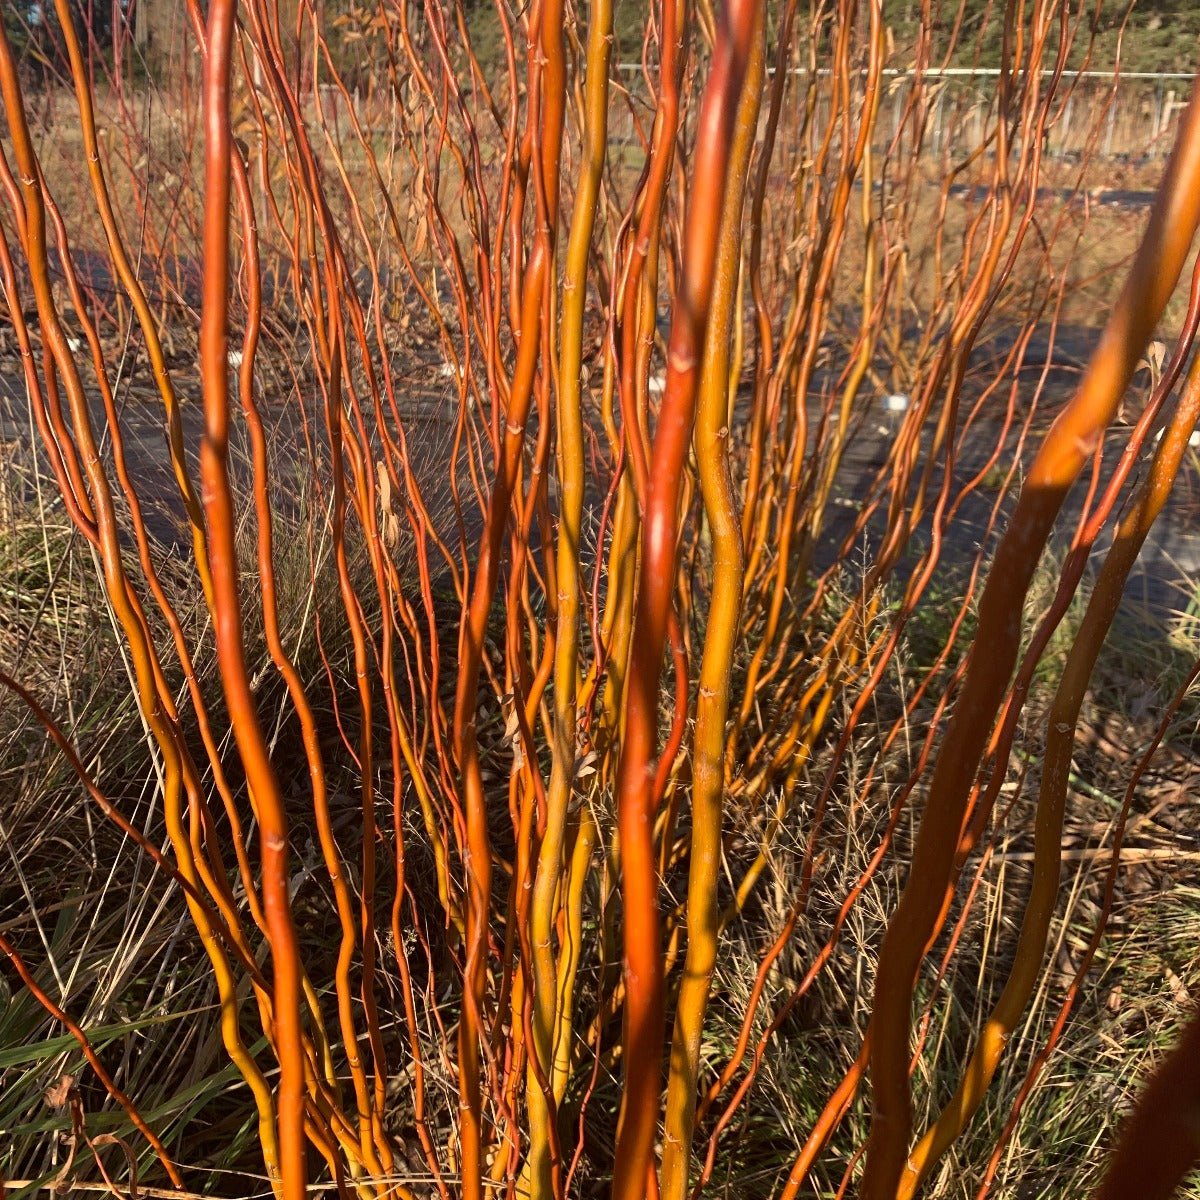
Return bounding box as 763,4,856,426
1153,428,1200,447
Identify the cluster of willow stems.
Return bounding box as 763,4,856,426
3,0,1200,1196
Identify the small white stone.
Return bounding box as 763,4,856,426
228,348,244,368
648,374,666,395
884,393,910,413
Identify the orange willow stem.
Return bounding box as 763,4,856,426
48,0,214,612
900,303,1200,1199
609,1,760,1195
598,0,686,766
452,0,567,1192
0,15,286,1189
0,933,182,1187
658,8,763,1197
1091,1006,1200,1200
227,145,379,1166
862,84,1200,1200
975,652,1200,1199
9,4,1197,1196
199,5,307,1199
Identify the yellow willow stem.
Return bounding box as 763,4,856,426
200,6,307,1198
659,9,763,1198
863,84,1200,1200
899,342,1200,1199
551,809,598,1098
525,0,611,1191
583,352,636,769
596,477,639,761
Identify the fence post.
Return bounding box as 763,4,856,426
1060,92,1073,159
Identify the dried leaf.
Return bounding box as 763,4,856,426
45,1074,75,1109
1166,968,1190,1005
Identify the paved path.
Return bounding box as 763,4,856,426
1,322,1196,640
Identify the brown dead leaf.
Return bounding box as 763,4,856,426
1166,968,1190,1005
44,1075,75,1110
